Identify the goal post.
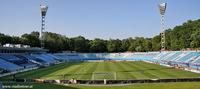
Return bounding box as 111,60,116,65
92,72,117,80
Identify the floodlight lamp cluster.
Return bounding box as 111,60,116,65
40,5,48,17
159,3,167,15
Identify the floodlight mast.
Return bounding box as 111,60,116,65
40,5,48,48
159,3,167,51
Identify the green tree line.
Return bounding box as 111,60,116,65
1,19,200,53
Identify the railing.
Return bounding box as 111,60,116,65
0,67,38,78
6,78,200,85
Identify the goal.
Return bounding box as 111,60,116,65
92,72,116,80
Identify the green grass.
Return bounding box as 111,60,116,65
1,61,200,80
33,61,200,79
0,62,80,80
2,82,200,89
1,61,200,89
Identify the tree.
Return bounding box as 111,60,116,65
11,36,22,44
107,39,122,52
89,38,107,52
21,31,40,47
72,36,90,52
190,30,200,48
120,38,130,52
62,37,71,51
133,37,146,52
143,38,152,51
152,35,161,51
128,38,136,52
0,33,12,46
43,32,65,52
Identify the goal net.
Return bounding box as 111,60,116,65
92,72,116,80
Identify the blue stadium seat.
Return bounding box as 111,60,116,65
0,58,23,71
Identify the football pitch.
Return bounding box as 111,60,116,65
2,61,200,89
1,61,200,80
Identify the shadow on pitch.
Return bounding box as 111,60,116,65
118,67,172,73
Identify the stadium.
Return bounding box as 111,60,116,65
2,51,200,89
1,1,200,89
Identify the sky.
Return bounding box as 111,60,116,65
0,0,200,40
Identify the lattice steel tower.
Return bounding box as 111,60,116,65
159,3,167,51
40,5,48,48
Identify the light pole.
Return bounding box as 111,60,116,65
40,5,48,48
159,3,167,51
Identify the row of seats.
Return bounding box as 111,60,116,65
0,57,23,71
54,52,158,61
0,53,60,72
151,51,200,68
2,51,200,74
55,52,200,68
54,53,84,61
